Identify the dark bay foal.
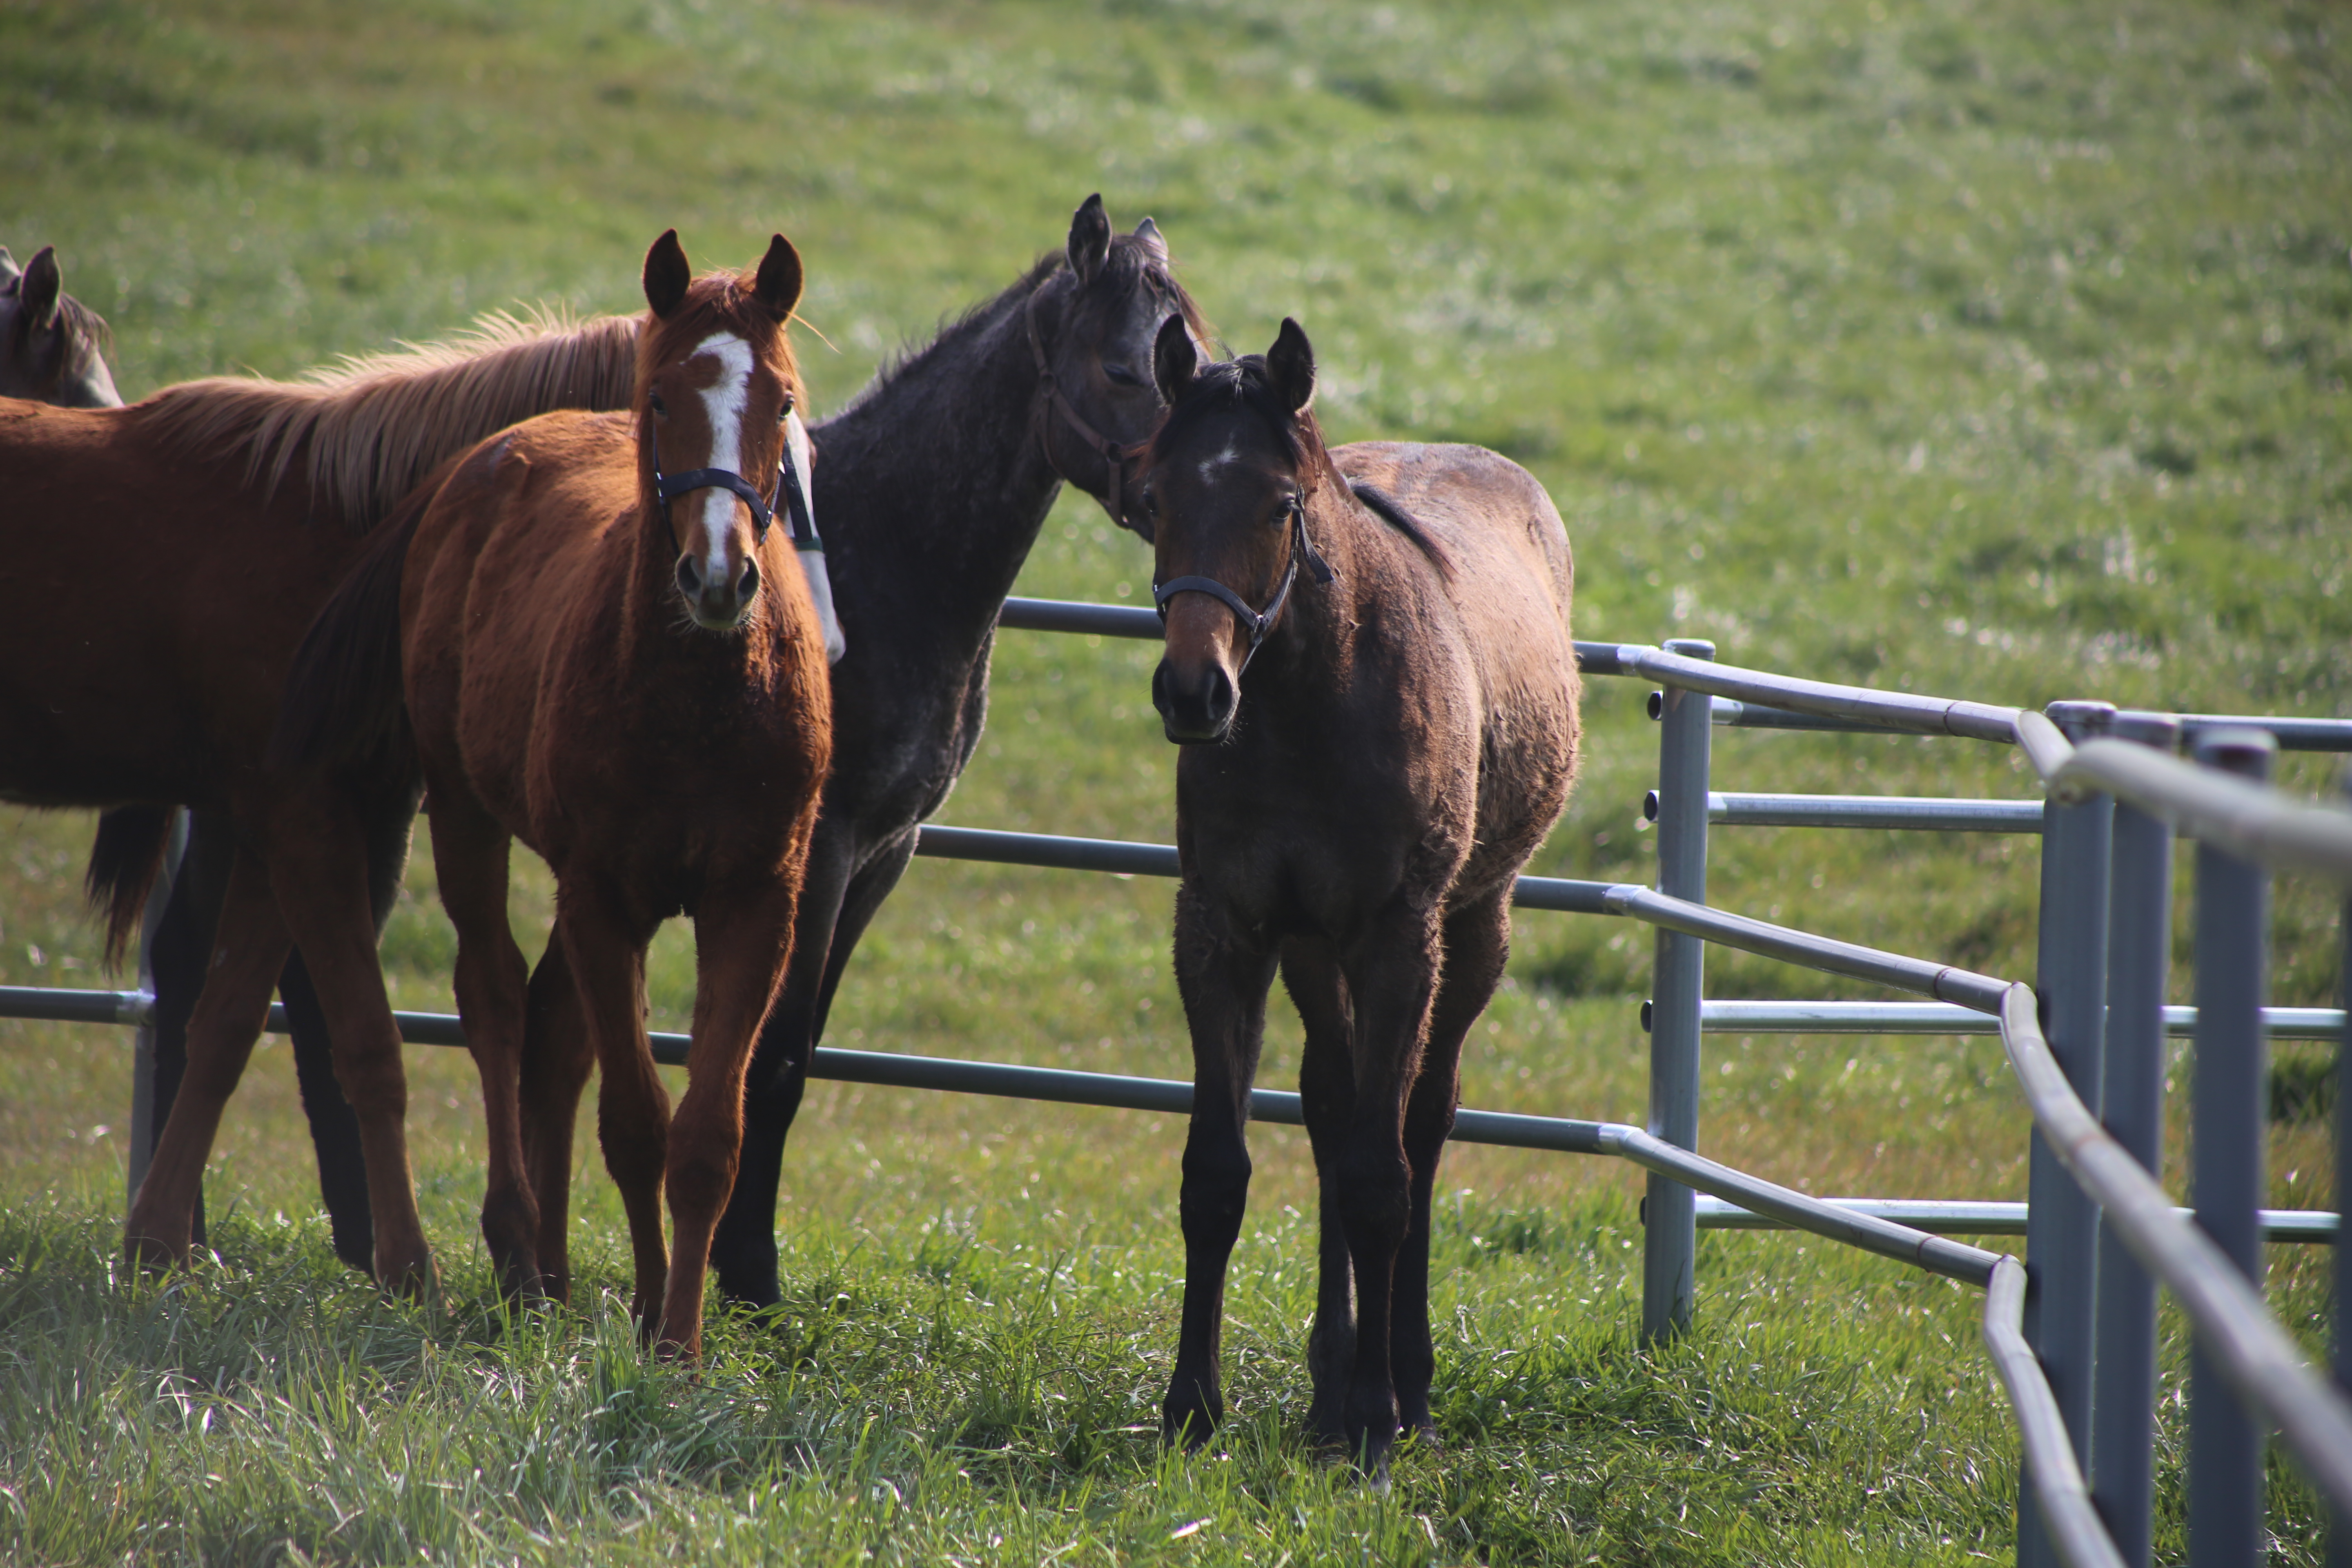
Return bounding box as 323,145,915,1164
1140,317,1582,1474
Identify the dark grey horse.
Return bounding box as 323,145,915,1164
0,245,120,408
1142,317,1583,1475
698,195,1209,1305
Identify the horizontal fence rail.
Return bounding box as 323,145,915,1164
1643,790,2045,833
2052,736,2352,882
1684,999,2345,1040
1694,1196,2337,1243
1997,984,2352,1519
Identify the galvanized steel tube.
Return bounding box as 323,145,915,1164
2056,735,2352,883
1983,1254,2131,1568
1692,999,2343,1040
1619,643,2025,744
1644,637,1714,1343
2000,982,2352,1525
1643,789,2045,833
1606,887,2009,1013
2091,713,2179,1568
2022,700,2116,1568
2191,730,2276,1568
125,808,185,1210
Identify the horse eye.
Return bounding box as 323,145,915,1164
649,392,669,418
778,392,796,422
1102,362,1143,388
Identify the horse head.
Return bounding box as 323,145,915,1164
1029,194,1211,538
638,229,806,633
0,245,121,408
1141,315,1336,745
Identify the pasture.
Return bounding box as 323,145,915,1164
0,0,2345,1560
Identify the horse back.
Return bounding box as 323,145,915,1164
1329,440,1582,893
399,409,638,848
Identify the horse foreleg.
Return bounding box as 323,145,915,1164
519,929,592,1305
710,819,864,1309
1281,937,1358,1448
267,807,434,1294
663,875,801,1359
427,792,540,1299
125,846,286,1270
1332,904,1442,1478
564,894,667,1333
1391,895,1508,1447
1163,882,1277,1448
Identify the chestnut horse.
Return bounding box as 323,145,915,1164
0,244,119,408
0,304,638,1283
1139,318,1581,1474
279,232,831,1354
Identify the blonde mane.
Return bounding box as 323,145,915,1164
140,307,642,530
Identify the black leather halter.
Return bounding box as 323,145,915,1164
1026,281,1140,528
1152,493,1337,674
650,424,817,556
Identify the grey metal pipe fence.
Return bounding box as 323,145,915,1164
2089,712,2179,1567
6,600,2348,1568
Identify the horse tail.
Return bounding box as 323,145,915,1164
83,804,174,971
270,470,433,777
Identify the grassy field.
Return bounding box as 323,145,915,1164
1,0,2347,1561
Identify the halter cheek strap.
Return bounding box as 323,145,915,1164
649,424,817,555
1025,282,1140,528
1151,497,1337,675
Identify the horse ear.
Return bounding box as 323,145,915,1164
752,234,803,321
1067,194,1111,283
1153,313,1198,407
643,230,691,319
1131,217,1168,263
0,247,19,286
22,246,63,330
1265,317,1316,415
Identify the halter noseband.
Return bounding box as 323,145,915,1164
1026,279,1142,528
1152,492,1337,674
650,423,818,557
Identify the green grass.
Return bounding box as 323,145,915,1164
1,0,2347,1560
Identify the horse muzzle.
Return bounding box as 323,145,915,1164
1153,657,1235,745
676,552,761,631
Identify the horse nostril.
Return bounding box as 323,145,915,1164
676,556,702,596
737,558,760,601
1205,667,1236,726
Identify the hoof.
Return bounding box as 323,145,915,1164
1161,1404,1222,1451
374,1247,439,1302
124,1228,189,1276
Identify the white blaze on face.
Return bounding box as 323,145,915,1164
1196,440,1240,484
691,332,757,590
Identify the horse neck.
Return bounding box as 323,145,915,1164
811,270,1066,643
1245,488,1368,712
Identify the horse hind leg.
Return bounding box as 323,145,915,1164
265,802,434,1294
125,846,288,1270
1332,905,1443,1479
1281,937,1358,1448
519,928,594,1305
426,791,541,1300
1391,894,1511,1448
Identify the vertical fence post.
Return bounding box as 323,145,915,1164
2189,727,2275,1568
125,807,187,1212
1643,637,1714,1343
2089,712,2179,1568
2335,769,2352,1568
2021,699,2116,1568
